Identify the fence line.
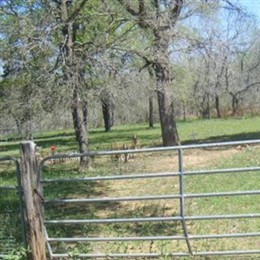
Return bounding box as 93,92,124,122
1,140,260,258
41,139,260,258
0,157,26,258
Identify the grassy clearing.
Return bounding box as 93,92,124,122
1,116,260,157
1,117,260,259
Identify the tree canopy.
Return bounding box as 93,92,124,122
0,0,259,152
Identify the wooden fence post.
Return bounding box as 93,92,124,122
20,141,46,260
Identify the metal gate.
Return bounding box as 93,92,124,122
0,157,26,258
41,140,260,258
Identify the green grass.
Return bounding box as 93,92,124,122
1,117,260,259
1,116,260,158
0,163,25,256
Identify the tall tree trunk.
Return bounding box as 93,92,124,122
215,95,221,118
207,93,211,120
101,89,114,132
24,107,33,140
72,87,90,168
60,0,90,168
117,0,183,146
15,119,22,138
154,34,180,146
156,86,180,146
182,100,186,121
148,96,154,128
26,120,33,140
231,94,239,115
154,62,180,146
101,98,114,132
82,100,88,128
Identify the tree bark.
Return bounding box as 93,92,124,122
148,96,154,128
20,141,46,260
215,95,221,118
182,100,186,121
154,34,180,146
156,86,180,146
60,0,90,168
207,92,211,119
72,87,90,168
82,99,88,128
231,94,239,115
101,96,114,132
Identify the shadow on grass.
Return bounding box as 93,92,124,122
182,131,260,146
0,189,24,248
1,127,260,157
44,179,122,238
105,203,182,237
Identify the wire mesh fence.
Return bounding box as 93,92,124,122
0,158,26,258
0,188,21,255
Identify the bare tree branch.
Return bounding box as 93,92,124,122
117,0,139,16
68,0,89,22
170,0,184,19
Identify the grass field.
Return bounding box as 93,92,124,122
1,116,260,157
1,116,260,259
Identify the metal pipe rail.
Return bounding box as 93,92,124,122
41,166,260,183
48,232,260,242
41,139,260,258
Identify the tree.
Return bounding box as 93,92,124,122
0,0,56,139
48,0,92,168
117,0,184,146
226,45,260,115
101,88,115,132
222,16,260,115
0,0,92,167
183,1,257,118
116,0,248,144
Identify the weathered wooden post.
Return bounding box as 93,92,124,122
20,141,46,260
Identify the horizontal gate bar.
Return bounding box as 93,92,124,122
49,249,260,259
44,194,181,203
41,167,260,183
48,235,186,242
50,252,190,258
44,212,260,225
191,232,260,239
187,213,260,220
41,171,180,183
186,166,260,176
45,190,260,204
48,232,260,243
186,190,260,198
44,216,182,224
0,185,17,190
194,249,260,256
